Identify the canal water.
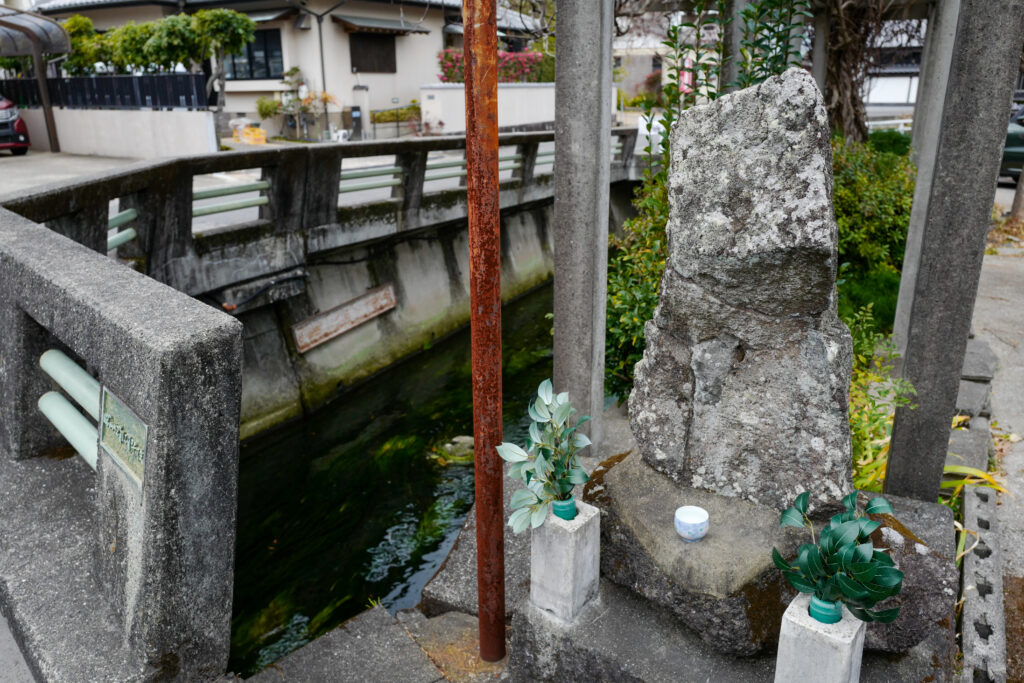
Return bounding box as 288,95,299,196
230,284,554,676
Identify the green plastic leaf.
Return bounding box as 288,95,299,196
842,491,858,512
555,391,569,405
806,546,826,577
531,502,549,528
553,401,572,427
508,461,524,481
568,467,589,485
771,547,791,571
537,379,553,404
872,550,895,567
845,605,874,623
573,432,592,449
529,421,543,447
780,508,805,528
794,491,810,515
785,573,816,593
874,566,904,588
857,519,881,538
833,520,861,548
534,397,551,420
865,497,894,515
851,562,877,583
510,488,538,510
853,542,874,564
836,573,869,600
509,507,531,534
496,443,529,462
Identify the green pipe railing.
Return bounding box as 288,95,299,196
37,349,101,470
192,180,269,201
107,228,137,251
108,208,137,230
39,349,101,420
193,196,269,218
38,392,98,470
107,208,139,251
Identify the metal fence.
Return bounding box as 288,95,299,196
0,74,208,110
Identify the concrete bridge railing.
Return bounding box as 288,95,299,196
0,128,639,300
0,206,243,680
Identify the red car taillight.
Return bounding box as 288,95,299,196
14,117,27,134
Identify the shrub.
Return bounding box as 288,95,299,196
370,102,420,124
867,129,912,156
437,49,548,83
832,137,916,330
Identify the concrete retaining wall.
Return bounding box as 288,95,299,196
19,108,217,158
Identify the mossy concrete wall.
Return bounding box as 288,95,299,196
237,202,555,440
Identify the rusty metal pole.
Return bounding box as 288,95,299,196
463,0,505,663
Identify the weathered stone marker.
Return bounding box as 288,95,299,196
588,68,954,658
628,67,853,512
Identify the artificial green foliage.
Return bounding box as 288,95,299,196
773,491,904,623
832,136,916,329
496,379,591,533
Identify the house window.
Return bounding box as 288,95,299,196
350,33,396,73
225,29,284,80
651,55,662,72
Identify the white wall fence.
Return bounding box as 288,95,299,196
19,108,218,158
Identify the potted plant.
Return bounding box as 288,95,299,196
496,378,591,532
773,490,904,624
772,491,905,683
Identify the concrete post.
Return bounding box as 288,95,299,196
811,7,828,96
894,0,961,358
886,0,1024,502
774,594,866,683
530,501,600,623
553,0,613,449
720,0,746,93
394,149,428,231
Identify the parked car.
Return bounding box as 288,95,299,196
1000,105,1024,181
0,95,30,156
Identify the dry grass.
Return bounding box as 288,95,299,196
990,204,1024,248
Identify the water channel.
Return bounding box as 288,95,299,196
229,284,554,676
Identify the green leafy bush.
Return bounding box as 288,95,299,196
773,491,904,623
370,102,420,124
832,137,915,329
867,129,912,156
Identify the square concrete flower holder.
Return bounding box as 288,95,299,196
775,593,866,683
530,499,600,623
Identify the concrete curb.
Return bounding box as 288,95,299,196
961,484,1006,682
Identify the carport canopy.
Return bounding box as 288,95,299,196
0,8,69,152
0,8,69,57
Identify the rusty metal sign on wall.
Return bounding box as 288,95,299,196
292,284,397,353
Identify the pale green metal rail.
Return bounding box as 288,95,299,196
37,349,102,470
107,208,138,251
192,180,270,217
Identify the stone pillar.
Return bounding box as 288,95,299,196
894,0,961,355
886,0,1024,502
553,0,613,448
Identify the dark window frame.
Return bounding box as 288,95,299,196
349,32,397,74
224,28,285,81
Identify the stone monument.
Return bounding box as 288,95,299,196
585,68,954,657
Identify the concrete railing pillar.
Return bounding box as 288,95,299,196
886,0,1024,501
553,0,613,450
262,148,309,234
394,150,429,231
514,141,539,190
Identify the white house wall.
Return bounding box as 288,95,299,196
224,1,447,118
865,75,919,105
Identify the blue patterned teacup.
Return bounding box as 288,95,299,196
674,505,709,542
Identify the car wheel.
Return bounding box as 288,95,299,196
10,148,27,156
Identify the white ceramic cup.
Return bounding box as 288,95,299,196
674,505,710,542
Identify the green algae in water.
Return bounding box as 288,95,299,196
230,284,553,676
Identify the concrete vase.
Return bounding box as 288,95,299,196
774,593,866,683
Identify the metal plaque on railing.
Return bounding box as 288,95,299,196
100,387,148,486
